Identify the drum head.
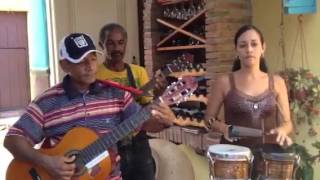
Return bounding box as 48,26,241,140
262,152,298,162
207,144,252,161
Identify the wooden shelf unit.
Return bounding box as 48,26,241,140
154,0,208,133
157,44,206,51
156,8,206,49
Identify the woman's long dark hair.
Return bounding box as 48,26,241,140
232,25,268,73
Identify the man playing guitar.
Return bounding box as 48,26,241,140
4,33,176,180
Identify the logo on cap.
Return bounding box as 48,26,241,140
73,35,88,48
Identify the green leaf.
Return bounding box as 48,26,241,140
312,141,320,150
302,164,314,180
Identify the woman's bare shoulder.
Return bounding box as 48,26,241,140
208,73,231,94
273,74,286,85
212,74,230,86
272,74,287,92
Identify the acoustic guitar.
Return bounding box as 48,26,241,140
6,76,198,180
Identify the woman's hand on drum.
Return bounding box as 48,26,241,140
269,128,293,146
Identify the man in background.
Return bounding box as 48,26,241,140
97,23,173,180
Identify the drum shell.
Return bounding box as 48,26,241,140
207,144,253,179
260,153,299,179
209,159,250,179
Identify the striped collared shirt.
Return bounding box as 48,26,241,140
6,75,141,178
7,75,140,145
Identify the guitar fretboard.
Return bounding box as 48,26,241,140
79,103,153,165
139,67,171,94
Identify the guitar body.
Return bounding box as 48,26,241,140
6,127,112,180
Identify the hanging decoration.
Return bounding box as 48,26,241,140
283,0,317,14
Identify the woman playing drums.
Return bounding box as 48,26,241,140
205,25,294,179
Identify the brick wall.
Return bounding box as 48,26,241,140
205,0,252,80
143,0,161,77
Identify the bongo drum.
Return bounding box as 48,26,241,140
207,144,253,180
260,152,300,180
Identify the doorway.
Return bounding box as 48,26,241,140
0,12,30,111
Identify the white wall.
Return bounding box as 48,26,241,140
124,0,140,65
50,0,140,81
252,0,320,75
0,0,28,11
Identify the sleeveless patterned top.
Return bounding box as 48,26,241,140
222,73,279,147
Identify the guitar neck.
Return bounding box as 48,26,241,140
139,67,172,93
76,75,196,167
139,78,156,93
79,102,154,165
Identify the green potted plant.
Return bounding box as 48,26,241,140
280,68,320,130
280,68,320,180
288,142,320,180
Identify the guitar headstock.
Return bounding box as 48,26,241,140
159,76,198,106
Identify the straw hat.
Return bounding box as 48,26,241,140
150,139,195,180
